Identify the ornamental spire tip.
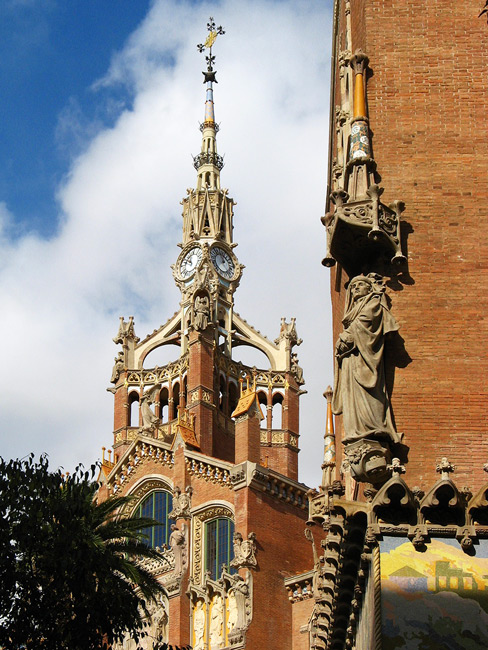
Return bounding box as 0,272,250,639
197,17,225,83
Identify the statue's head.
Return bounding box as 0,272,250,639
348,275,374,302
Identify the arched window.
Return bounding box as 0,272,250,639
272,393,284,429
205,517,235,580
159,387,169,422
128,392,139,427
173,382,180,412
137,490,174,548
228,381,239,416
219,375,226,412
258,391,268,424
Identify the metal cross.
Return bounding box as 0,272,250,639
197,17,225,75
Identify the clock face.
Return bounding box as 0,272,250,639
180,246,202,279
210,246,235,279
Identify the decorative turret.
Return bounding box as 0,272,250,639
107,19,305,480
171,19,244,358
322,49,406,277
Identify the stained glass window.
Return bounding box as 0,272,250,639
137,490,173,548
204,517,235,580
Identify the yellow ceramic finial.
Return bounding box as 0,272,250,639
350,50,369,119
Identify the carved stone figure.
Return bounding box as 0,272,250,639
193,294,210,331
228,577,249,631
290,352,304,384
169,485,193,519
332,273,401,446
140,383,161,430
169,523,186,575
193,600,205,650
110,351,125,384
227,591,238,633
230,531,257,569
210,594,224,648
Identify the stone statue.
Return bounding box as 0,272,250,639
140,383,161,430
193,294,210,331
193,600,205,650
169,523,186,575
228,576,249,632
227,591,238,632
332,273,401,445
210,594,224,648
110,351,125,384
290,352,304,384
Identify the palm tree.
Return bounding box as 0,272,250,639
0,455,166,650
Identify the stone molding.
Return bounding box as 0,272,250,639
230,461,307,509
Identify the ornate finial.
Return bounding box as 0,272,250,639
436,457,455,480
321,386,336,490
194,18,225,186
388,458,406,475
197,17,225,82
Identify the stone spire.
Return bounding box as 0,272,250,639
194,18,225,192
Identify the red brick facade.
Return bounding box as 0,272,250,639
329,0,488,492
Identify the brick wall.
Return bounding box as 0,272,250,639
330,0,488,491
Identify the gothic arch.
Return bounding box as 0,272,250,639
191,502,234,585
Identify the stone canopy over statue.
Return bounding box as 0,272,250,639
333,273,401,482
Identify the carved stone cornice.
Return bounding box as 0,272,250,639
310,464,488,649
284,570,314,602
107,439,174,494
230,462,308,509
185,454,233,489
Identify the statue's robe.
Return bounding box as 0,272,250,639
332,291,402,444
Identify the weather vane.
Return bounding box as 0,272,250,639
197,17,225,83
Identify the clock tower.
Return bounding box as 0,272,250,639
99,19,314,649
172,24,242,360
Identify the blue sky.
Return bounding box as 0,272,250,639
0,1,151,237
0,0,333,488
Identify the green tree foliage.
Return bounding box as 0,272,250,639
0,454,167,650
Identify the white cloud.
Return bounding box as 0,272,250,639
0,0,334,488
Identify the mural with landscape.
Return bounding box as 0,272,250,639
381,538,488,650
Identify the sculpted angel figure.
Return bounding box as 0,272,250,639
140,383,161,430
332,274,402,445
